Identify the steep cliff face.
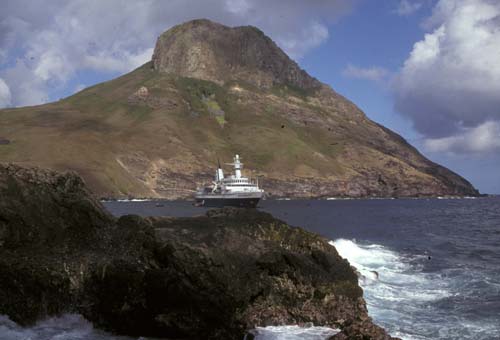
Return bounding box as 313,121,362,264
0,19,478,198
0,164,396,339
152,19,321,90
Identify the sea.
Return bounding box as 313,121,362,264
1,197,499,340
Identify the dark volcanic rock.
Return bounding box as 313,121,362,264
0,164,112,249
0,164,397,339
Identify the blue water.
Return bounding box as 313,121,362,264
2,197,499,340
104,197,500,340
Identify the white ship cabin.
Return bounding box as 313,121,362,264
214,154,262,193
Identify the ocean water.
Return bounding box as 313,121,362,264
2,197,499,340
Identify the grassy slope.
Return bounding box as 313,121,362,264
0,62,476,198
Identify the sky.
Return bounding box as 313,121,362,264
0,0,499,194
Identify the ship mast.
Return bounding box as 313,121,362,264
232,154,242,178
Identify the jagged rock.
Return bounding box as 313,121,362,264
0,165,398,339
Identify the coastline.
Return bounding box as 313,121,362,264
0,164,398,340
99,195,490,203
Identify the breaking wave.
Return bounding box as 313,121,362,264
0,314,133,340
330,239,499,340
251,325,339,339
0,314,339,340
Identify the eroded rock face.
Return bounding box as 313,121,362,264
152,19,322,90
0,165,397,339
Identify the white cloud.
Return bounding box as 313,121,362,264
424,121,500,154
0,0,354,107
394,0,500,154
396,0,423,16
278,21,329,60
0,78,11,107
3,61,49,106
83,48,154,74
224,0,252,15
343,64,389,82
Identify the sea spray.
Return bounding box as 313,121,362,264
0,314,108,340
329,239,500,340
0,314,340,340
251,325,339,339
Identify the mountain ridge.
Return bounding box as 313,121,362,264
0,19,479,198
152,19,322,90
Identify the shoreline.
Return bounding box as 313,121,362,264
100,194,493,203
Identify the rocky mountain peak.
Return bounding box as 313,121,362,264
151,19,322,89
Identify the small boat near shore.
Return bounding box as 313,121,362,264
195,154,264,208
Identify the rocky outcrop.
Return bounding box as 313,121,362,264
0,164,112,249
0,164,397,339
152,19,322,90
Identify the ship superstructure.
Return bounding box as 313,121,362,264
195,154,264,207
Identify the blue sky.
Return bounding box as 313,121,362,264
1,0,499,193
298,0,500,194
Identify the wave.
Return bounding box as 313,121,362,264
0,314,133,340
251,325,339,339
329,238,500,340
0,314,339,340
331,239,446,295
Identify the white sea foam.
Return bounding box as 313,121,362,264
0,314,340,340
251,325,339,339
328,239,500,340
329,239,454,339
0,314,102,340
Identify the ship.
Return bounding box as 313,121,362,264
195,154,264,207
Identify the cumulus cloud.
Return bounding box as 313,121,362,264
3,60,50,106
278,21,329,60
0,0,354,107
394,0,500,155
0,78,11,107
343,64,389,82
395,0,423,16
424,121,500,154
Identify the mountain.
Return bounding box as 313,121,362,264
0,19,478,199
